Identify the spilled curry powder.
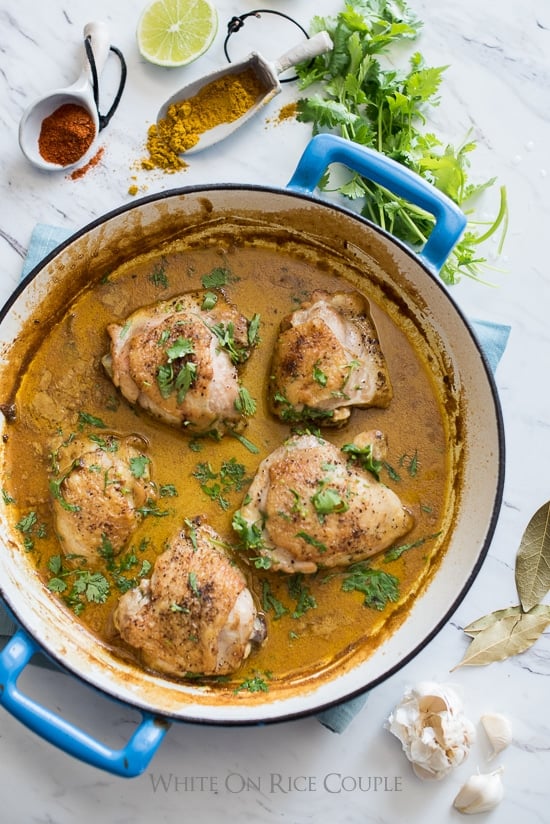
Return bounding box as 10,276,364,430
142,67,268,172
274,101,298,123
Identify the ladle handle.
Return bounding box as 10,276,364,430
81,21,111,83
273,31,333,75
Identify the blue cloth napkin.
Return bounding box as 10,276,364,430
1,224,511,733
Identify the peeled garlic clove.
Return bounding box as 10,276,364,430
453,768,504,815
481,713,512,760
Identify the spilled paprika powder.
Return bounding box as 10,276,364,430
38,103,96,166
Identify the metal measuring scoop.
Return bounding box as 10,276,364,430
18,22,112,171
156,31,334,156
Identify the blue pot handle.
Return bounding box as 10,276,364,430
287,133,466,274
0,628,170,777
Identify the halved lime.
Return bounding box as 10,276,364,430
137,0,218,68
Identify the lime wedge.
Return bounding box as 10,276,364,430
137,0,218,68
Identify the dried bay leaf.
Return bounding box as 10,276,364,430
463,606,524,636
515,501,550,612
454,604,550,669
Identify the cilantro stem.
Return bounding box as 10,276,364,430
473,185,508,250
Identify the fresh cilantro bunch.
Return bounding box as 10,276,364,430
297,0,508,284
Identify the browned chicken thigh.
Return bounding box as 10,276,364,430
50,434,155,562
103,291,257,437
269,290,392,426
233,432,413,574
113,519,266,677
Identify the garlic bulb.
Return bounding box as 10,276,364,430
453,768,504,814
385,681,476,780
480,713,512,760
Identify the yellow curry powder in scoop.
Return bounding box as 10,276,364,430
143,67,267,171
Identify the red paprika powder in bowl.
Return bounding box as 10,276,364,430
37,102,96,166
18,21,126,172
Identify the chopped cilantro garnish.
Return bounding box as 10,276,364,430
193,459,250,511
272,392,334,424
98,533,116,566
78,412,107,430
232,510,265,552
341,442,382,480
149,260,168,288
261,580,288,619
311,484,348,522
201,291,218,310
156,335,197,403
15,510,47,551
234,672,271,693
384,531,441,562
188,571,201,597
137,498,169,518
166,337,194,361
251,555,272,570
159,483,178,498
184,518,199,551
398,449,420,477
129,455,150,479
228,431,260,454
208,321,248,364
247,313,261,347
201,267,232,289
88,434,119,452
287,573,317,618
47,554,110,614
384,462,402,482
295,531,328,554
49,465,82,513
340,562,399,611
235,386,257,417
312,361,328,387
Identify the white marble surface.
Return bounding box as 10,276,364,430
1,0,550,821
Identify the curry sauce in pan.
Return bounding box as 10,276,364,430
1,223,454,690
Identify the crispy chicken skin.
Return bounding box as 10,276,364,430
269,290,392,426
50,434,155,562
113,519,266,677
234,432,413,574
103,291,255,437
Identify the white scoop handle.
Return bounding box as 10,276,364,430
272,31,333,75
79,21,111,87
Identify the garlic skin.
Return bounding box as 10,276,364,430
480,713,512,760
385,681,476,780
453,768,504,814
